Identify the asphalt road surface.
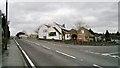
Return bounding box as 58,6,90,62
15,39,120,68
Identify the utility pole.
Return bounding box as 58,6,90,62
4,0,8,50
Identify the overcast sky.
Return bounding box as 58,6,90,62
0,0,119,36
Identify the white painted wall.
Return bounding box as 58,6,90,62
65,34,71,40
38,24,63,40
47,27,62,40
38,23,70,40
38,25,48,39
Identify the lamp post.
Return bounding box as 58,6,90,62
4,0,8,50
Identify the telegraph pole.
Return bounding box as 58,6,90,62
4,0,8,50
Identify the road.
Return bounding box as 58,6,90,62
15,39,119,68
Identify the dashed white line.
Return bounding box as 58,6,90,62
35,43,40,45
93,64,103,68
107,52,120,55
42,46,51,50
110,55,119,58
94,52,100,55
55,50,76,59
90,52,94,54
101,53,111,56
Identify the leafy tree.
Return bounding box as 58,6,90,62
105,30,109,37
16,32,25,38
89,28,94,35
116,31,120,35
105,30,110,41
2,13,10,51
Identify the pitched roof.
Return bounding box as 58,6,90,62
67,29,77,34
53,27,61,35
44,24,51,28
78,27,94,37
54,22,65,29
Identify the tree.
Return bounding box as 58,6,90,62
105,30,109,37
116,31,120,35
89,28,94,35
1,13,10,51
16,32,26,38
105,30,110,41
74,21,85,30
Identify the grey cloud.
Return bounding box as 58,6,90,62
8,2,118,35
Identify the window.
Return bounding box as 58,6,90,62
43,29,47,32
49,32,56,36
81,30,84,34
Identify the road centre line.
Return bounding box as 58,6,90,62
25,40,120,59
109,55,120,58
105,52,120,55
42,46,51,50
55,50,76,59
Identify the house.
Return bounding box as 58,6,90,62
19,35,28,39
66,29,77,40
27,33,38,39
77,27,94,42
38,23,70,40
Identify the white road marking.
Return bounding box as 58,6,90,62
109,55,119,58
93,64,103,68
101,53,120,59
55,50,76,59
107,52,120,55
90,52,94,53
42,46,51,50
14,39,36,68
94,52,100,55
101,53,110,56
35,43,40,45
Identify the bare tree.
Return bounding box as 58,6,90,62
35,26,41,34
74,21,85,30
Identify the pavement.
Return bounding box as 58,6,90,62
16,39,119,68
2,39,26,67
0,43,2,68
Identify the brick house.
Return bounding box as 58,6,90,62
77,27,94,42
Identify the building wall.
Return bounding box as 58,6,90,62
38,25,48,39
47,27,62,40
38,24,62,40
77,27,93,41
65,34,71,40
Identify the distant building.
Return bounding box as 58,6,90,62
27,33,38,39
77,27,94,42
66,29,77,40
38,23,70,40
19,35,28,39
